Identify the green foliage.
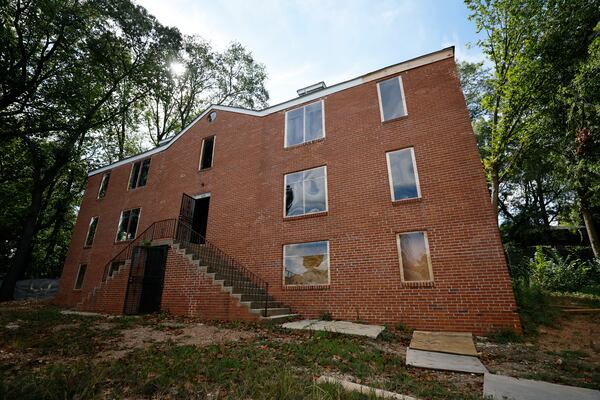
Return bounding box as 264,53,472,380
529,246,599,292
488,329,523,344
513,284,557,334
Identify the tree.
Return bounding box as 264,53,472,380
0,0,181,300
143,39,269,145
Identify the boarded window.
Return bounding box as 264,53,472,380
377,76,407,121
283,241,329,286
85,216,99,247
284,166,327,217
129,159,151,189
98,172,111,199
285,100,324,147
386,148,420,201
200,136,215,170
74,264,87,290
397,232,433,282
116,208,140,242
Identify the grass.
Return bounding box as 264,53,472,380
0,305,480,400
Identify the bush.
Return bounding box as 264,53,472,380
513,284,557,334
529,246,598,292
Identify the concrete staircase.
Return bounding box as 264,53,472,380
76,260,130,313
172,241,297,322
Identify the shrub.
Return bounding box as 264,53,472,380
529,246,597,292
513,284,557,334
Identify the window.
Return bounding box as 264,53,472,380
84,216,99,247
108,261,125,278
285,100,324,147
128,158,151,189
377,76,407,121
98,172,111,199
199,136,215,170
208,111,217,122
283,241,330,286
396,232,433,282
284,166,327,217
386,148,420,201
74,264,87,290
116,208,140,242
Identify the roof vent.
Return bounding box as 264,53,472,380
297,81,326,97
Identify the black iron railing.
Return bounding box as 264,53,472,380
174,218,269,316
102,219,177,282
100,215,270,316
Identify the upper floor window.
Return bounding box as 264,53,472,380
284,166,327,217
97,172,111,199
116,208,140,242
208,111,217,122
128,159,150,189
285,100,324,147
84,216,99,247
283,240,330,286
396,231,433,283
377,76,407,121
199,136,215,170
386,148,420,201
74,264,87,290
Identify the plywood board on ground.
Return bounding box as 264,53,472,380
409,331,478,356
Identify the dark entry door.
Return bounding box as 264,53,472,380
192,197,210,243
137,245,168,314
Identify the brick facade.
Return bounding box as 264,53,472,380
55,48,521,334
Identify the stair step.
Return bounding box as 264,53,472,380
252,307,291,317
249,301,283,309
260,314,300,323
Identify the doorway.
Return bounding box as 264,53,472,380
192,196,210,243
123,245,168,315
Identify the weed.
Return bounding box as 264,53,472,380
488,329,523,344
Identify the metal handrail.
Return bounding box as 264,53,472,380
100,216,270,316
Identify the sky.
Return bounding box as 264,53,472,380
135,0,484,106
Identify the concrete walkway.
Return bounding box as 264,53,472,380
281,319,385,338
406,348,488,374
484,373,600,400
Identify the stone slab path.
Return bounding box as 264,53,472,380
281,319,385,338
406,348,488,374
484,373,600,400
409,330,478,356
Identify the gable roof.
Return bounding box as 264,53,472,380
89,46,454,177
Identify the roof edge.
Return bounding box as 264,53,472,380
88,46,454,177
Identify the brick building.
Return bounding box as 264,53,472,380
55,47,521,334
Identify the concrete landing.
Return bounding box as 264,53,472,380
484,373,600,400
281,319,385,338
406,348,488,374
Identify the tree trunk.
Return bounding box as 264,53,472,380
0,184,44,301
490,170,500,223
535,176,550,226
582,206,600,258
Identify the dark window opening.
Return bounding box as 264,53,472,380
85,217,99,247
200,137,215,170
116,208,140,242
98,172,111,199
129,159,151,189
74,264,87,290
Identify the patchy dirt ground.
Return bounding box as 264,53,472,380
0,299,598,399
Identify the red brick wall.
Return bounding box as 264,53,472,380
77,264,129,314
160,247,258,321
56,56,521,334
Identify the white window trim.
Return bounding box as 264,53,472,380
284,99,326,148
283,165,329,218
282,240,331,287
396,231,434,283
85,216,99,247
73,264,87,290
198,135,216,170
376,76,408,122
115,207,142,243
385,147,421,202
97,173,110,199
127,158,150,190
